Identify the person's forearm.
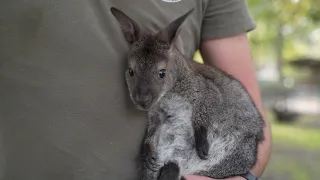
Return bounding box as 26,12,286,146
200,33,272,177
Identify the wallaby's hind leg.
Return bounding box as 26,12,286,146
157,162,181,180
194,125,209,160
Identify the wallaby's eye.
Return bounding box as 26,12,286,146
128,68,134,77
159,69,166,78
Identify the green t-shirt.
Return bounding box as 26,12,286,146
0,0,255,179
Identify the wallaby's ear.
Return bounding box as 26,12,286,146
158,8,194,45
110,7,140,44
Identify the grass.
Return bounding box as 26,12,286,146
271,123,320,149
261,109,320,180
263,151,317,180
266,110,320,149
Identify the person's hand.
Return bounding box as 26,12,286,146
184,175,246,180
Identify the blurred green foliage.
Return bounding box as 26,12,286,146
194,0,320,79
247,0,320,78
248,0,320,60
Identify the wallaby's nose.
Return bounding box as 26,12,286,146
136,94,151,107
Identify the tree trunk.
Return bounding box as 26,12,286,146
275,24,284,82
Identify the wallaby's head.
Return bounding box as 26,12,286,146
111,7,194,110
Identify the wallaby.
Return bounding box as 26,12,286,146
110,7,265,180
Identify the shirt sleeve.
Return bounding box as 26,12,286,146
201,0,256,39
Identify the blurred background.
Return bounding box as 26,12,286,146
194,0,320,179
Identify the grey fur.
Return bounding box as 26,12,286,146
110,7,265,180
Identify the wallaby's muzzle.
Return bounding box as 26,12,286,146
135,93,151,109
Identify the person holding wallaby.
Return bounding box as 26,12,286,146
110,6,265,180
0,0,271,180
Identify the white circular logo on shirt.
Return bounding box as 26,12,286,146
162,0,181,3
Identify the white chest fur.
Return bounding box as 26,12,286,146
153,94,238,175
156,95,194,169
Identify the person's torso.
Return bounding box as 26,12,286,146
0,0,209,179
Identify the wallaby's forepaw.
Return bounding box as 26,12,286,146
157,162,180,180
180,176,186,180
195,126,209,160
